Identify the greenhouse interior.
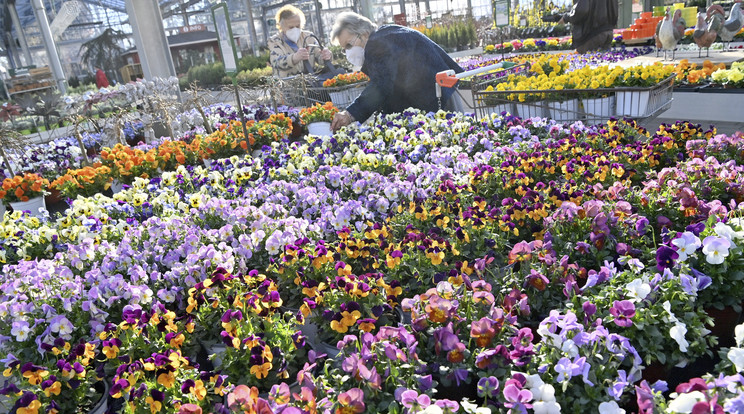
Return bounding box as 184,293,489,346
1,0,744,413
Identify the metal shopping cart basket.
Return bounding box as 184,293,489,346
436,63,675,125
270,73,367,110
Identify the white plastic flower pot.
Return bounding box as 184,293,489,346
547,99,579,122
307,122,333,138
110,180,124,194
9,196,46,217
482,103,513,117
207,343,227,368
582,96,615,121
615,91,650,118
514,102,545,119
87,381,110,414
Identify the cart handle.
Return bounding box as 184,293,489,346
435,61,518,105
436,61,518,88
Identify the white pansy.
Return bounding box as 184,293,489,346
533,401,561,414
461,400,490,414
626,278,651,302
667,390,705,413
669,323,689,352
702,236,731,265
727,347,744,372
714,222,744,242
561,339,579,358
599,401,625,414
671,231,701,262
421,405,443,414
534,383,556,402
735,323,744,347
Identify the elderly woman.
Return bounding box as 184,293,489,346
268,5,332,77
330,12,463,131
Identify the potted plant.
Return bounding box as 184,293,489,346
322,72,370,108
185,267,309,392
50,164,114,199
0,340,109,414
0,172,49,217
575,265,715,376
99,144,160,186
671,218,744,341
102,303,228,412
613,63,675,117
299,103,339,138
300,269,401,355
401,278,519,400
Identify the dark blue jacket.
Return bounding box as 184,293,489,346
346,25,464,122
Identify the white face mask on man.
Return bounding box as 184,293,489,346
285,27,301,43
345,46,365,68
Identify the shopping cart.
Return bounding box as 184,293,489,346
436,63,675,124
270,34,366,110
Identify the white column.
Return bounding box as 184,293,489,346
125,0,177,79
8,1,33,66
30,0,66,94
244,0,259,56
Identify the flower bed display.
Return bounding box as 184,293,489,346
1,105,744,413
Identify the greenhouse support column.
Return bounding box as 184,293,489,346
360,0,374,20
8,1,33,66
261,7,269,45
398,0,406,17
244,0,259,56
618,0,632,29
125,0,177,80
30,0,66,94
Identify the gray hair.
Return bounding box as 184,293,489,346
331,12,378,45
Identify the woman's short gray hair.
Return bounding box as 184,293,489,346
331,12,378,44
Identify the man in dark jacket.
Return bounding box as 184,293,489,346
329,12,463,131
557,0,619,53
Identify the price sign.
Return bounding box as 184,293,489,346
493,0,510,27
211,3,239,74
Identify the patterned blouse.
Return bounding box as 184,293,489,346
268,30,325,78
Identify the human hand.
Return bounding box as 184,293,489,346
293,48,310,63
331,111,354,131
320,48,332,61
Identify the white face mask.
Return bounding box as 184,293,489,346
285,27,301,43
345,46,365,68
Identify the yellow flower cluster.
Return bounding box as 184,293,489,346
711,61,744,87
483,62,674,102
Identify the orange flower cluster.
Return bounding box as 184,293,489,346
299,102,339,125
50,164,113,198
322,71,370,88
672,59,726,85
0,173,49,202
157,140,199,171
100,144,161,183
198,120,254,160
